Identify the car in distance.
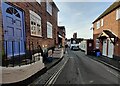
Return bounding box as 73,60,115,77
71,46,79,51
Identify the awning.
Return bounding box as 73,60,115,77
97,30,118,45
97,30,117,39
103,30,117,38
97,31,108,39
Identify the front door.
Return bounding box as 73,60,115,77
2,3,25,58
102,39,107,56
108,39,114,58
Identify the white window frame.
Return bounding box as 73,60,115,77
101,19,103,26
96,39,99,49
47,22,52,38
96,21,100,29
116,8,120,20
46,0,52,15
30,10,42,37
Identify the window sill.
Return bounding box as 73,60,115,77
47,37,53,39
31,34,42,38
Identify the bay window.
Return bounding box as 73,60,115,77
30,10,42,37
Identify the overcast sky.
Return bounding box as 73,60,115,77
54,0,116,39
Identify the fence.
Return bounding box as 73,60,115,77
1,40,43,67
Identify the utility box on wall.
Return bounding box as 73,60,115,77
85,39,94,55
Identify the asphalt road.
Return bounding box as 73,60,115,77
29,48,120,85
53,49,120,85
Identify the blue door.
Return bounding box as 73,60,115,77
2,3,25,58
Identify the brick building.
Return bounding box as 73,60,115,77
93,1,120,59
57,26,66,47
73,32,77,39
0,0,59,58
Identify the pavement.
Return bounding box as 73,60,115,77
45,48,64,70
87,54,120,72
2,48,64,86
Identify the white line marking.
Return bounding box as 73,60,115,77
89,80,94,83
66,51,68,54
51,59,69,84
77,68,85,84
44,58,69,86
107,69,120,78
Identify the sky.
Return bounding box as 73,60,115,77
54,0,116,39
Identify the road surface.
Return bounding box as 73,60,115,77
30,48,120,85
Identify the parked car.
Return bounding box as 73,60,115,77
72,46,79,51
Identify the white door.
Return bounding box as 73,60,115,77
108,39,114,58
102,39,107,56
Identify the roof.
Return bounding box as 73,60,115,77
52,2,59,11
97,30,117,39
103,30,117,38
93,1,120,23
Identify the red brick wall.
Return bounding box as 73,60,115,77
4,1,58,50
93,9,120,57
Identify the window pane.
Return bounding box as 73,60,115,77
47,22,52,38
46,1,52,15
96,21,100,29
30,10,42,36
101,19,103,26
116,8,120,20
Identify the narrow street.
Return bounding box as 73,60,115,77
45,48,120,85
30,48,120,85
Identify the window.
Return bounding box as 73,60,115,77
116,8,120,20
96,21,100,29
101,19,103,26
36,0,41,4
47,22,52,38
46,0,52,15
6,7,20,18
30,10,42,37
96,39,99,49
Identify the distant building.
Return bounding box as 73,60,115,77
57,26,66,47
93,1,120,59
73,32,77,39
